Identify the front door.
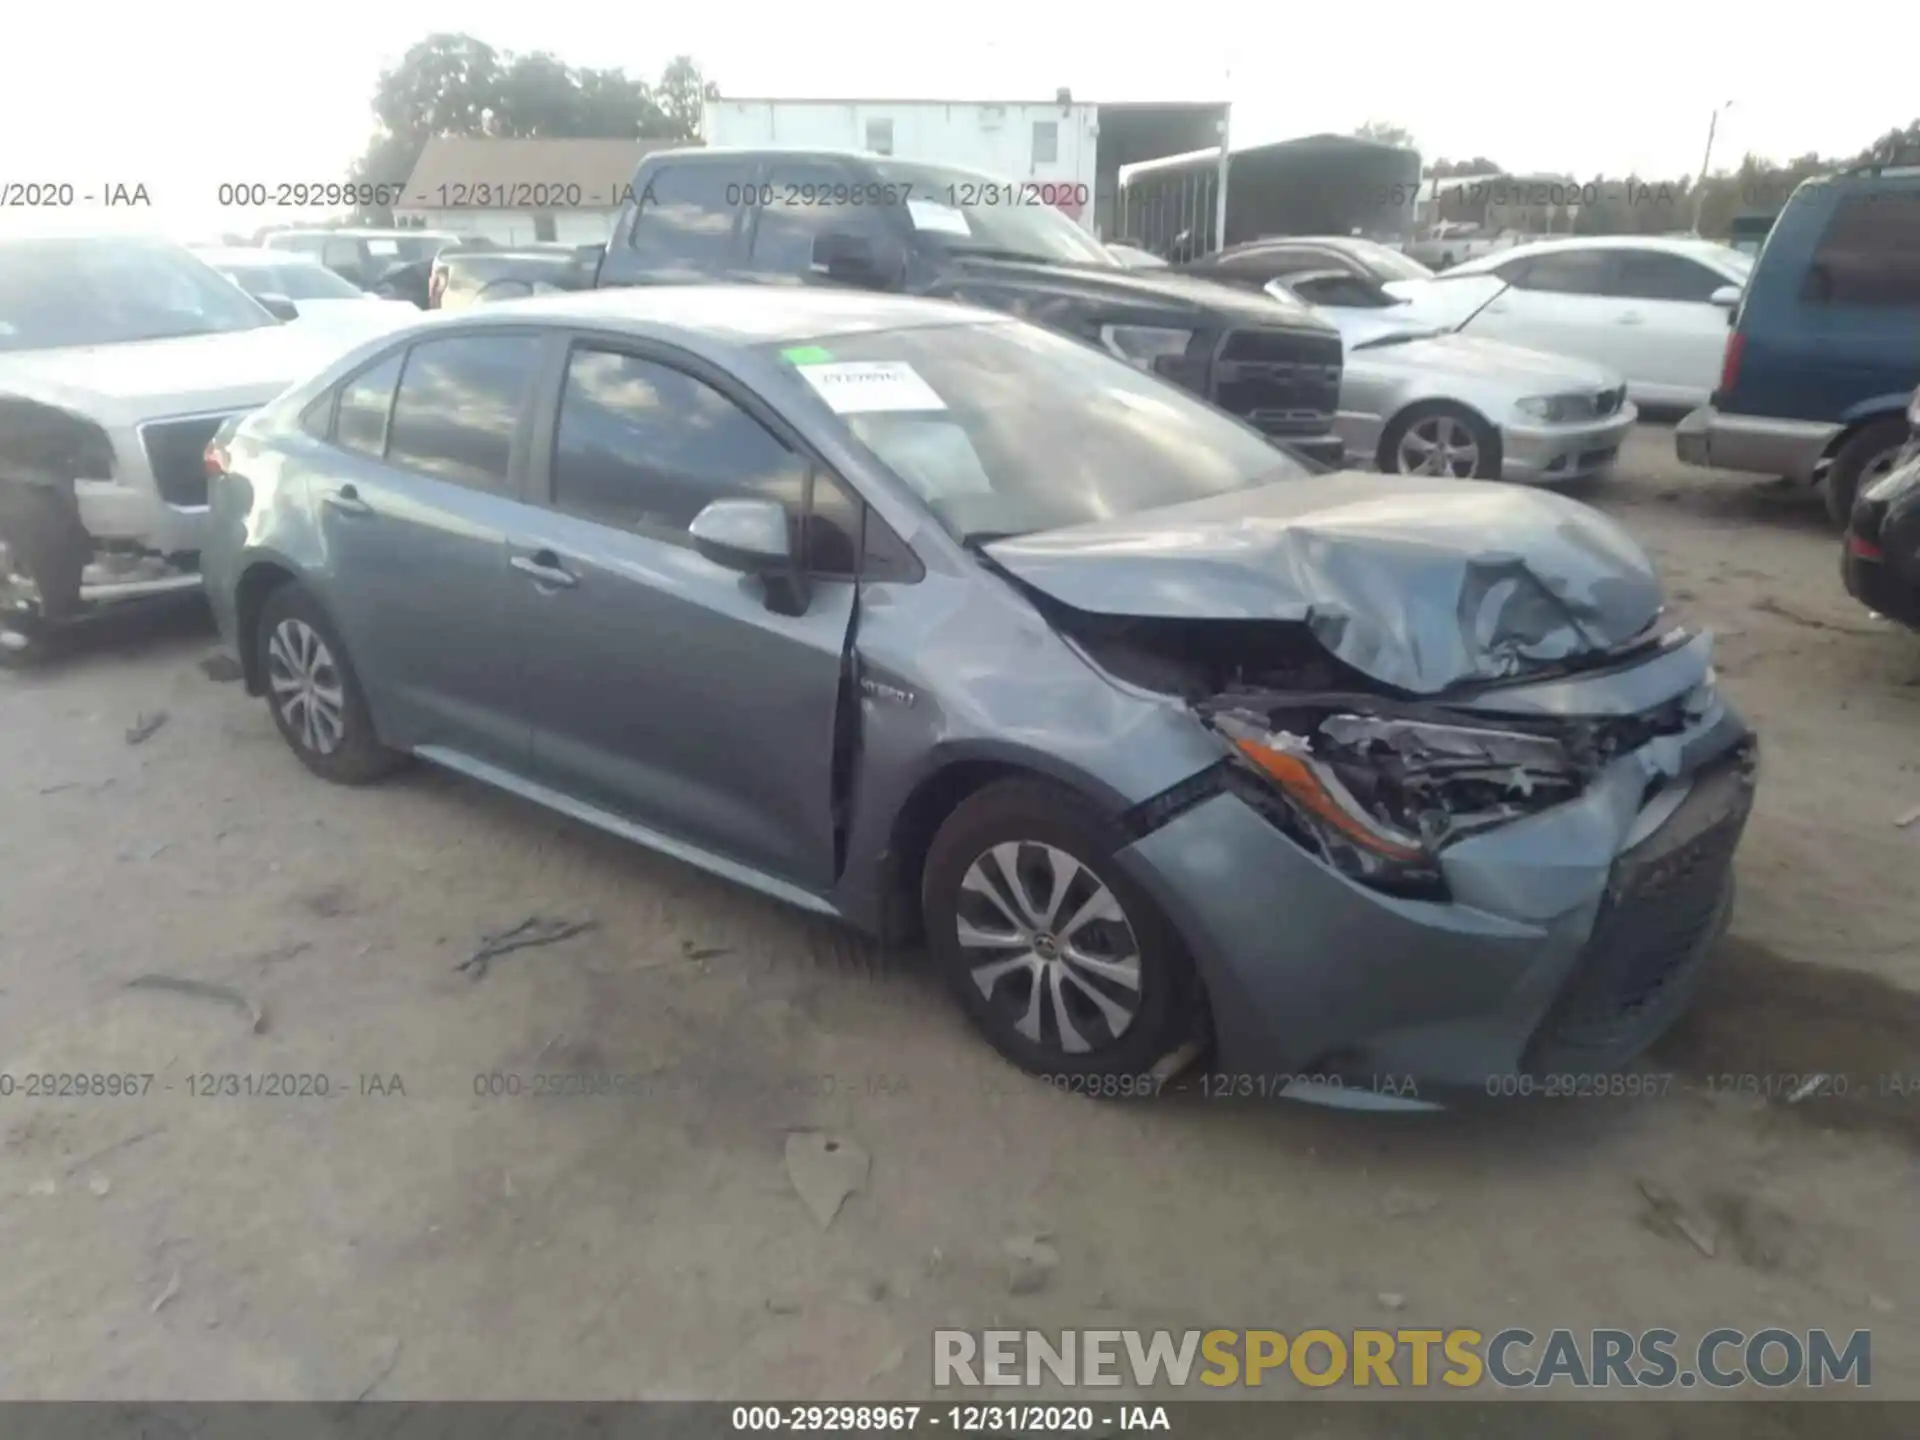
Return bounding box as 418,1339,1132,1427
314,331,546,771
513,339,857,893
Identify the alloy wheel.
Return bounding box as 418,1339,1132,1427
1396,414,1481,477
955,841,1143,1055
266,617,347,756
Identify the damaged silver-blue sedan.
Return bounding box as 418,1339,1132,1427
200,287,1757,1106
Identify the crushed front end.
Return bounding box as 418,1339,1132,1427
0,397,215,663
1110,628,1756,1105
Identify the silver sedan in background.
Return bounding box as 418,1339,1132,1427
1268,271,1637,483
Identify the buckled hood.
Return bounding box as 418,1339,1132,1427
984,472,1667,694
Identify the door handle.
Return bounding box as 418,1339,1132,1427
510,551,578,589
324,484,374,517
1616,313,1645,325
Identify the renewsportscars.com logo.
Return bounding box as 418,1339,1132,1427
933,1327,1872,1390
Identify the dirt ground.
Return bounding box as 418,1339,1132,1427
2,423,1917,1422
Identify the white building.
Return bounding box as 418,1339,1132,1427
700,96,1229,241
394,138,680,246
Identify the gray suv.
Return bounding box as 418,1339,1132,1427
203,287,1756,1102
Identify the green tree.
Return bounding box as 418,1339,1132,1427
657,54,720,141
1353,120,1416,150
345,34,714,222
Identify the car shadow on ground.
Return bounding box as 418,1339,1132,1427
3,595,218,680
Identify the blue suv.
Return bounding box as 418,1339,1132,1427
1677,161,1920,524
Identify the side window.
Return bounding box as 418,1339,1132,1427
626,162,750,270
533,214,557,243
1507,249,1613,295
749,162,890,276
865,118,894,156
550,347,860,574
1610,251,1726,302
331,350,403,454
1032,120,1060,166
1806,193,1920,305
385,334,540,494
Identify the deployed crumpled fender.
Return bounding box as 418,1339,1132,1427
983,473,1668,695
0,396,113,620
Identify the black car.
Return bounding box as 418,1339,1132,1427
1178,235,1436,292
589,148,1348,466
1842,387,1920,630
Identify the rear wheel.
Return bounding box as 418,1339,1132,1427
1825,418,1909,528
1379,404,1501,479
255,583,403,785
922,778,1207,1086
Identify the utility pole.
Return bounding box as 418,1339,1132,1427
1693,101,1735,234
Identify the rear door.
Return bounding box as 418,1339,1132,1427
511,336,862,892
599,156,757,285
313,330,547,770
1466,247,1637,381
743,156,909,285
1600,249,1738,405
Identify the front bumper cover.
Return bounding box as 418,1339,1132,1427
1500,406,1637,483
1116,660,1756,1105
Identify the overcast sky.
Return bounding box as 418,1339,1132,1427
3,0,1904,237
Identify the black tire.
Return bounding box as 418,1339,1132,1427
1377,403,1502,479
922,778,1208,1086
254,583,402,785
0,481,87,622
1825,417,1909,528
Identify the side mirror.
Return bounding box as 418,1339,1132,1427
812,230,903,289
257,293,299,322
688,497,808,614
1709,284,1741,307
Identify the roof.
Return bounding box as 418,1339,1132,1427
1449,234,1754,272
265,227,463,241
434,285,1002,347
192,246,327,268
1120,133,1419,183
707,96,1228,111
400,138,683,210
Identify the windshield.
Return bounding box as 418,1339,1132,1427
771,320,1306,542
219,259,366,301
868,161,1117,267
1717,247,1755,280
0,238,274,351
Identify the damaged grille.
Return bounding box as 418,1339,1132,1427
1210,328,1343,437
1527,753,1753,1070
139,413,248,508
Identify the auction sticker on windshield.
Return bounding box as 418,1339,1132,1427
796,361,948,414
906,199,972,236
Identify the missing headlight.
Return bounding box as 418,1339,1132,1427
1208,708,1592,898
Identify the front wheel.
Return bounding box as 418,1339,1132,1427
1379,404,1501,479
1825,417,1910,528
922,778,1208,1084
